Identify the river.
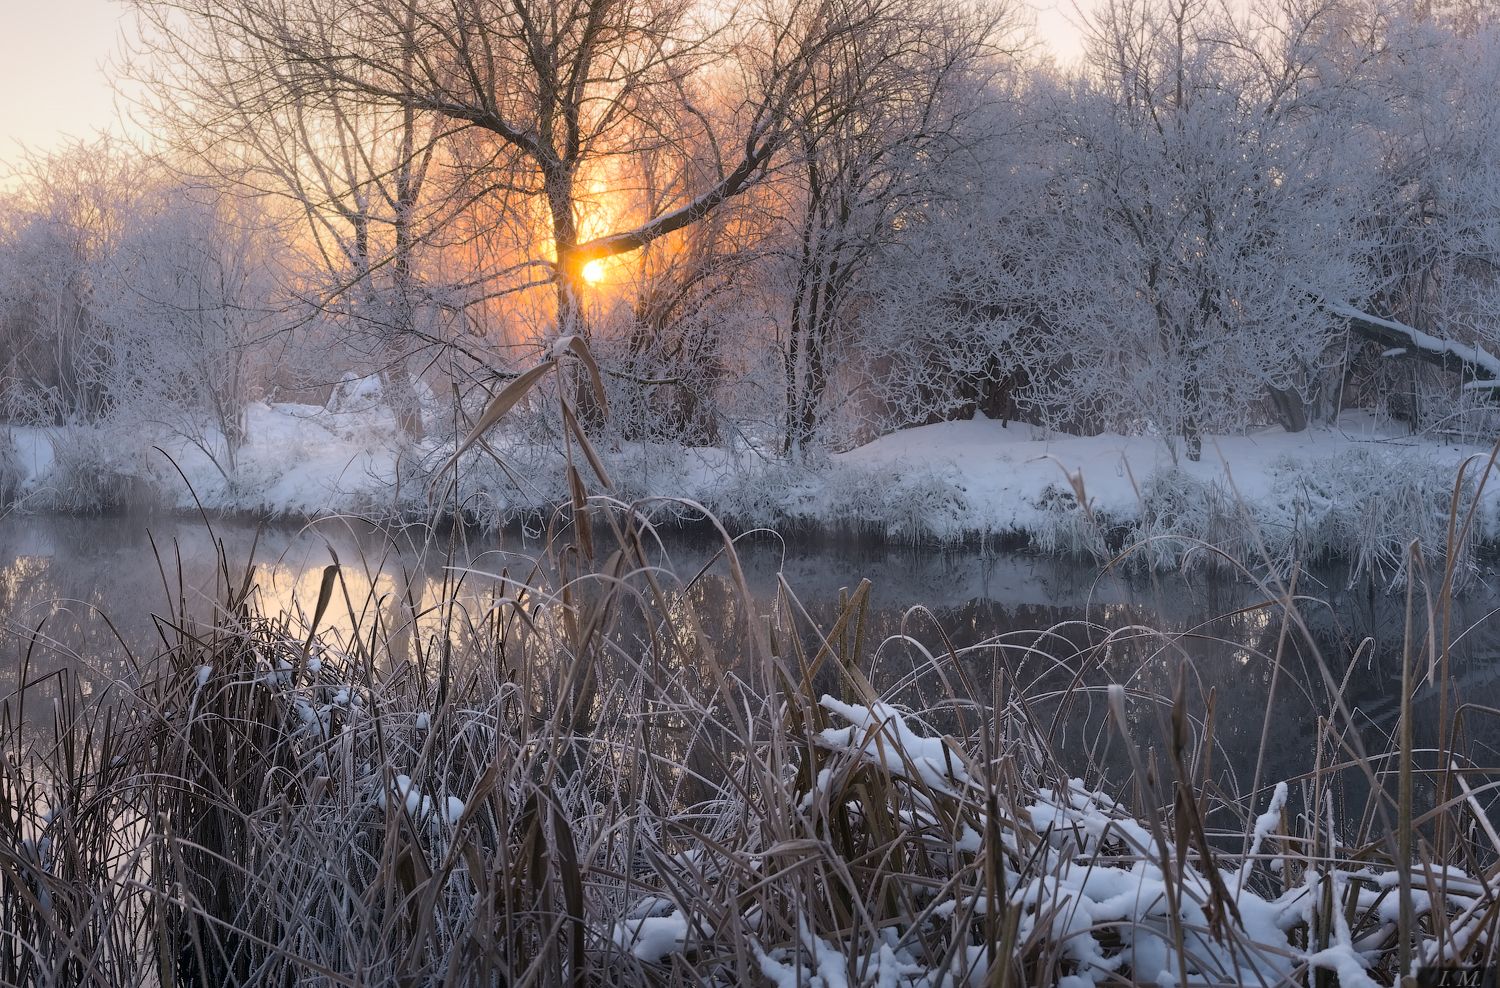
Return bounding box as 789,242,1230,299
2,512,1496,800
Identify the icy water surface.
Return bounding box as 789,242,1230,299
3,513,1499,797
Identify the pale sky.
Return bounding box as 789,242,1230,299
1035,0,1091,65
0,0,135,161
0,0,1090,166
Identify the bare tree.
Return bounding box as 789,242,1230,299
124,6,461,439
1354,13,1500,433
0,143,283,488
123,0,874,373
769,0,1015,455
91,186,278,477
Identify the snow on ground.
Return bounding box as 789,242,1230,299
836,409,1498,539
226,402,399,515
5,404,1497,575
10,427,55,482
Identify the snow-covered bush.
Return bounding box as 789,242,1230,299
326,372,393,417
1272,447,1487,586
1029,483,1111,560
708,459,820,528
820,464,972,543
703,458,972,542
326,371,440,432
1130,469,1249,572
28,424,170,512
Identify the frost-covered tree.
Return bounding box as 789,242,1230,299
1010,0,1376,458
1353,15,1500,432
125,5,470,440
766,0,1016,455
594,211,753,445
856,89,1041,432
0,141,158,425
0,143,283,481
91,188,279,476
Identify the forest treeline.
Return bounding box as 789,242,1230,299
3,0,1499,477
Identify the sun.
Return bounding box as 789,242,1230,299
581,259,605,285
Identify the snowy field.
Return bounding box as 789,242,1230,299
6,402,1495,581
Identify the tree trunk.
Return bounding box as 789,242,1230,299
783,264,810,458
801,316,829,452
1338,300,1500,394
388,206,425,441
1182,373,1202,462
548,170,607,429
1267,385,1308,433
380,345,424,442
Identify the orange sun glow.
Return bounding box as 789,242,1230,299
582,259,605,284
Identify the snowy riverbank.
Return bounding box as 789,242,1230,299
6,404,1497,579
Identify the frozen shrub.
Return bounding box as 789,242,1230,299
30,424,170,512
594,442,698,516
325,372,389,416
1131,469,1250,572
1270,448,1484,586
708,459,971,542
880,469,972,543
710,460,819,528
1029,483,1109,559
819,464,970,543
454,446,550,527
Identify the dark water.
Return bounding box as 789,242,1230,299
3,513,1498,811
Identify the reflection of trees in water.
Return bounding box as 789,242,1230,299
0,546,140,698
768,579,1500,806
7,516,1500,805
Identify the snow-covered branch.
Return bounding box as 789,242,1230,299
1327,299,1500,391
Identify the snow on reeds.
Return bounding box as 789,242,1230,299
0,504,1497,986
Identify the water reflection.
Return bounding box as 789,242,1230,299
2,514,1498,797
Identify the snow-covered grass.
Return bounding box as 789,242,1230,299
1,504,1496,985
6,402,1498,584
